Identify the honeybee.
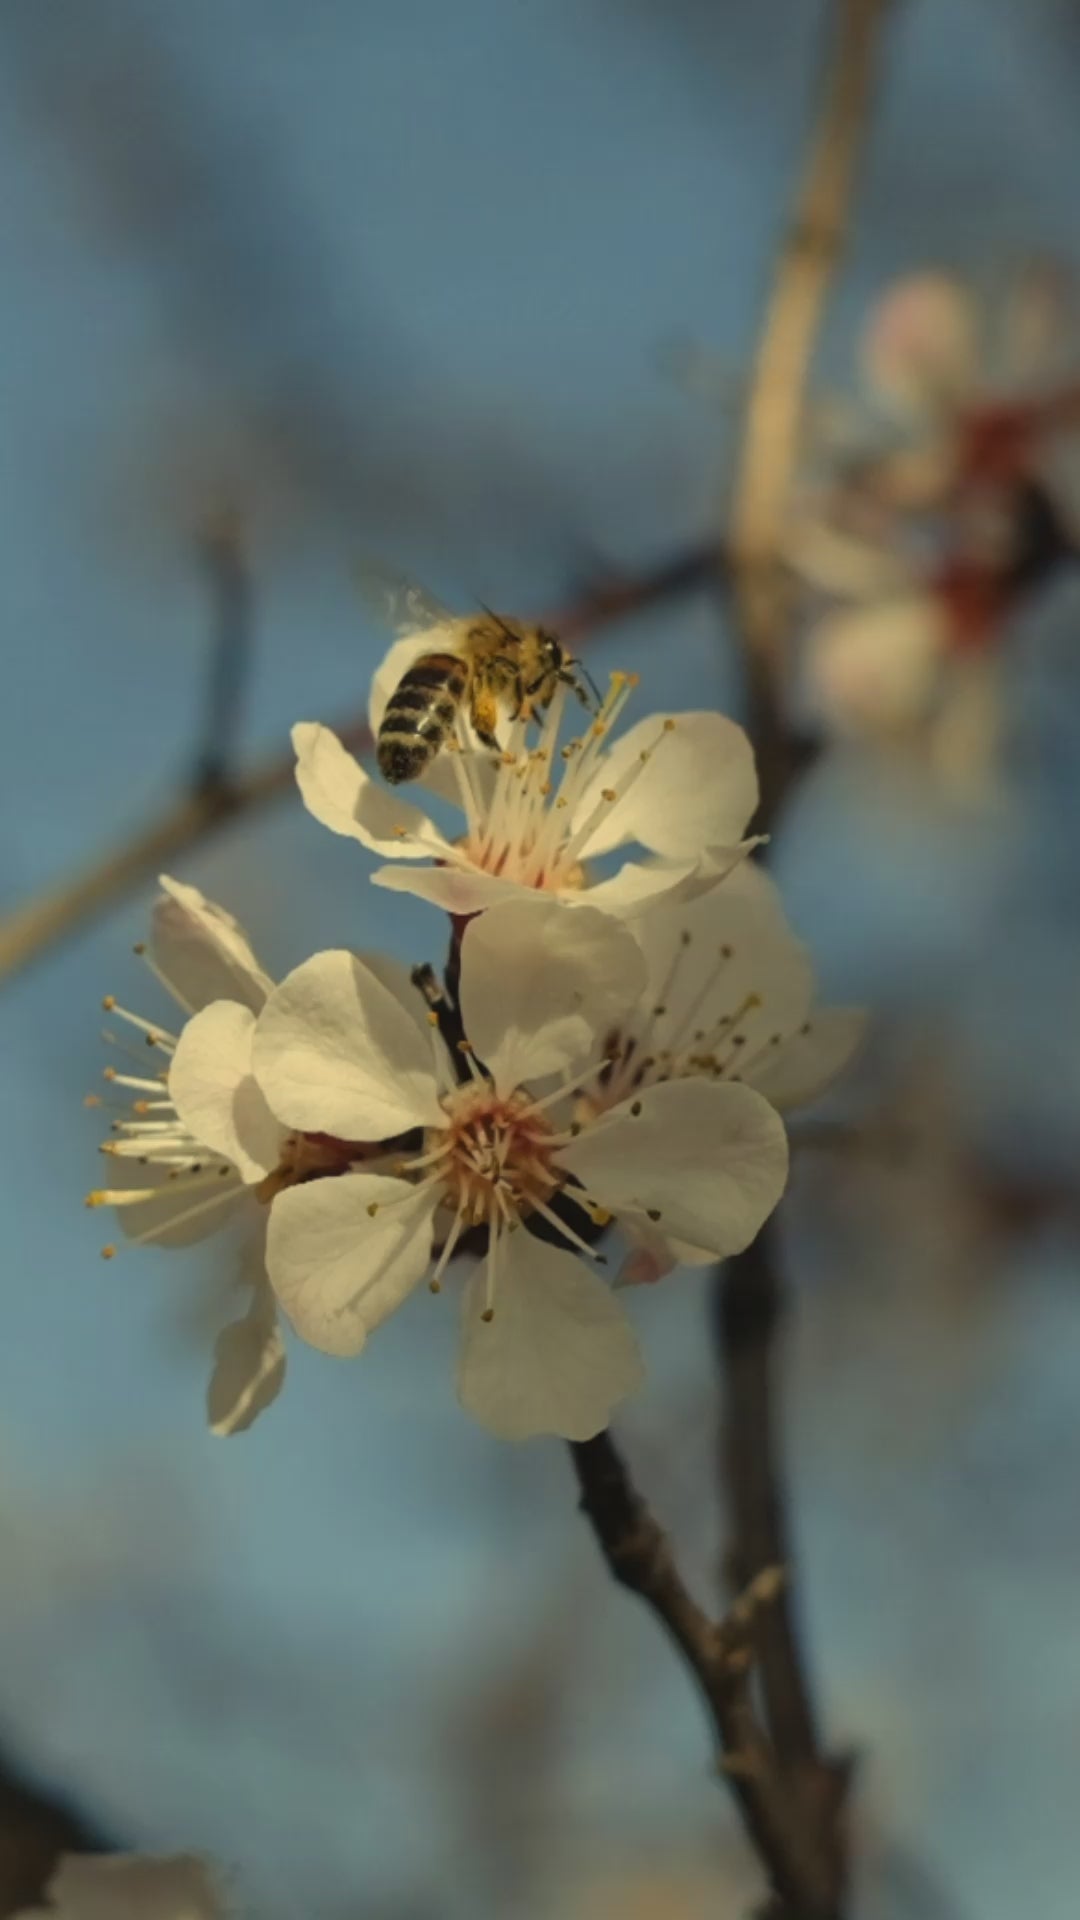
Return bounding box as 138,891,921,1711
359,564,595,786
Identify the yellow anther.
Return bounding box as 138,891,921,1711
103,1066,117,1081
132,942,146,956
427,1010,440,1026
626,672,640,688
101,995,116,1012
663,718,676,732
601,788,616,802
392,826,410,839
428,1279,442,1295
366,1202,380,1218
101,1244,117,1260
85,1191,107,1208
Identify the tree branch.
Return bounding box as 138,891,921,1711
711,1,895,1897
0,1746,111,1914
570,1431,840,1920
715,1227,853,1905
728,0,893,698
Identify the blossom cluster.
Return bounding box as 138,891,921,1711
86,635,863,1441
791,266,1080,788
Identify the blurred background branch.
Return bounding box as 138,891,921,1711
730,0,893,830
708,2,895,1908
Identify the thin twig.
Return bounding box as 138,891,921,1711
728,0,893,704
0,714,374,985
570,1431,839,1919
0,543,722,988
715,1224,854,1898
0,1746,112,1911
193,508,254,796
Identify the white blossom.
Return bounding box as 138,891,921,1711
292,652,759,918
85,875,288,1435
789,267,1080,772
251,896,788,1441
15,1851,226,1920
590,863,865,1283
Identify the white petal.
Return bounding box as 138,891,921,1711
38,1852,225,1920
572,711,758,859
207,1280,286,1436
253,949,444,1137
459,898,646,1094
862,272,980,415
786,515,915,599
746,1006,867,1110
457,1230,644,1440
632,859,815,1069
615,1224,720,1282
583,843,756,917
807,597,948,734
371,860,537,915
169,1001,283,1184
266,1174,437,1355
355,950,440,1048
561,1078,788,1259
112,1160,247,1248
292,722,450,860
616,1218,679,1287
152,876,273,1014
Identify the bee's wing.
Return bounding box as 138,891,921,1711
354,560,454,637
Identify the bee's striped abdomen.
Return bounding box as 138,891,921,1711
377,652,468,784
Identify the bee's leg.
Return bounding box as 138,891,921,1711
469,679,501,750
560,666,598,713
492,657,525,721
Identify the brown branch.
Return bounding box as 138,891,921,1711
715,1230,852,1901
570,1431,840,1920
0,544,723,988
0,1746,112,1914
728,0,893,700
712,0,894,1894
